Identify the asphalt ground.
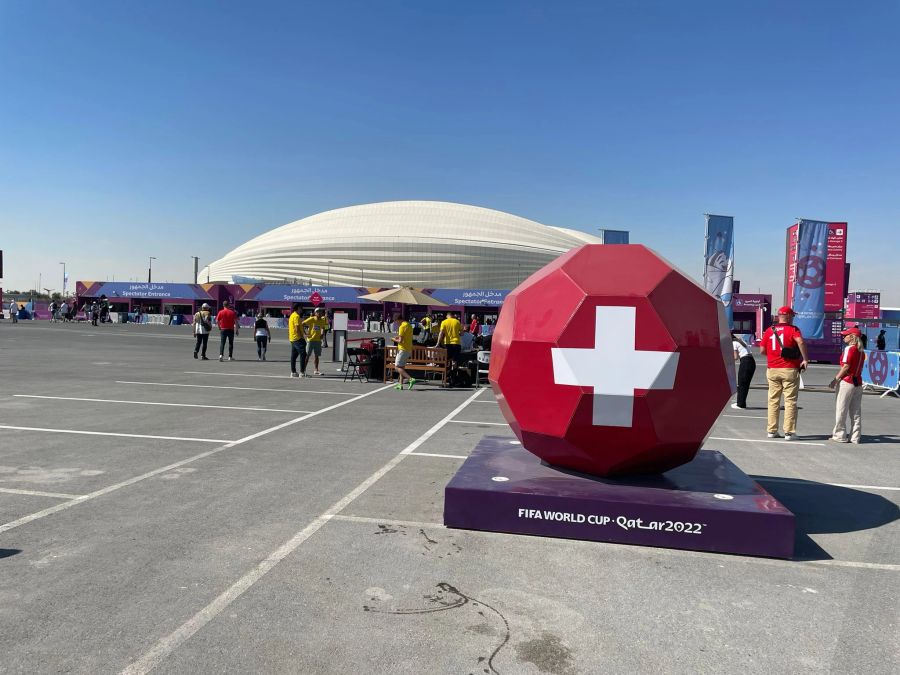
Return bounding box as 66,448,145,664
0,321,897,674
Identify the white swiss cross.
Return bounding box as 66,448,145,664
551,306,679,427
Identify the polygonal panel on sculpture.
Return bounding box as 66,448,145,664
489,244,735,477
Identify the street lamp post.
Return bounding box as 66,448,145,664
148,256,157,283
59,262,66,296
191,256,199,284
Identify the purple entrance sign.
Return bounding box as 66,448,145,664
444,437,795,559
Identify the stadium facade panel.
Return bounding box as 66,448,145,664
199,201,601,289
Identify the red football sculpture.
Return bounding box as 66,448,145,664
488,244,735,476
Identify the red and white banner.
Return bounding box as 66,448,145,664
785,221,847,311
825,223,847,311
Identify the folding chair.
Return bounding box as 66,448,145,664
344,348,370,383
475,350,491,387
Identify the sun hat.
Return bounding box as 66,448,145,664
776,306,795,315
840,327,861,337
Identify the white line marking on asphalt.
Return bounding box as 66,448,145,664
722,414,768,419
17,327,194,340
116,381,357,397
14,395,314,415
805,560,900,571
101,332,193,340
757,477,900,492
0,487,83,499
408,452,468,459
0,385,393,537
473,400,499,403
330,514,447,529
448,420,508,426
707,436,826,446
120,387,485,675
0,426,230,444
184,371,346,382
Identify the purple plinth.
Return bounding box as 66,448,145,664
444,437,795,559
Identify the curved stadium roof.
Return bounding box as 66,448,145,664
200,201,601,289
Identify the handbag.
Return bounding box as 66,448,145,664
773,328,802,361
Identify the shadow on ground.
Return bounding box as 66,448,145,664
0,549,22,560
794,434,900,444
754,477,899,561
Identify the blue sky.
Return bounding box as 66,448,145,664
1,1,898,302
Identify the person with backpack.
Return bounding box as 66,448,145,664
829,327,866,444
192,303,213,359
759,306,809,440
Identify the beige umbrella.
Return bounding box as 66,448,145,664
358,286,448,306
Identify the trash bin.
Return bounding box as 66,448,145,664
171,314,183,326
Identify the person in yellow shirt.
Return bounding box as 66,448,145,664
391,312,416,390
419,314,432,344
303,307,329,376
288,303,307,377
436,311,463,365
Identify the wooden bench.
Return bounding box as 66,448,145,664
384,345,450,386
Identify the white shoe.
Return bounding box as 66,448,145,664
290,372,300,378
731,403,743,409
784,434,797,441
218,355,224,362
227,357,233,361
767,432,781,439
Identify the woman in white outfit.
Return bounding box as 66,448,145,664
829,327,866,444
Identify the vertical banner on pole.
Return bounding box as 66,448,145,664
791,219,828,338
824,223,847,311
703,214,735,327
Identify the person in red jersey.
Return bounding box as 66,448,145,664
829,326,866,444
216,300,239,362
469,313,480,337
759,306,809,440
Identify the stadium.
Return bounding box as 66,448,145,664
199,200,601,288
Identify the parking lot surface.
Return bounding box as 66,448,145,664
1,322,897,673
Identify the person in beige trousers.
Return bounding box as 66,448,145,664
829,326,866,444
759,307,809,441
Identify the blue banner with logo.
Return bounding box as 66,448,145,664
703,215,735,327
427,289,509,307
791,219,829,338
86,282,211,300
253,285,374,303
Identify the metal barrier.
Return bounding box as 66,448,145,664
862,350,900,399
